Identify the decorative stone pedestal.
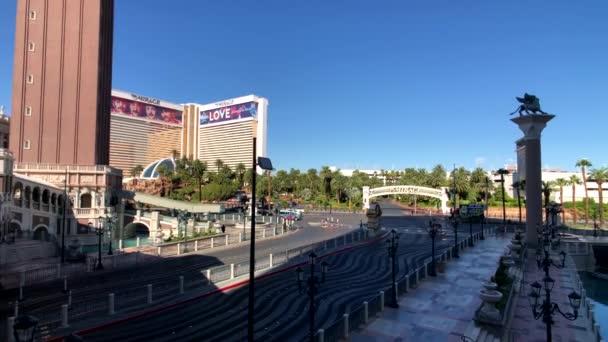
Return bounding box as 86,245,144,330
511,114,555,249
479,289,503,320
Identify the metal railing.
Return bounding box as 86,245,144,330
29,228,371,335
315,229,493,342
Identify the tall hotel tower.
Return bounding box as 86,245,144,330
10,0,114,165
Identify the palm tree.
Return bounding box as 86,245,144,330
130,164,144,178
319,166,333,199
512,180,525,225
569,175,582,224
215,159,224,173
190,160,206,201
235,163,246,189
541,180,555,223
576,159,593,224
156,164,171,197
171,149,180,160
554,178,569,224
589,167,608,227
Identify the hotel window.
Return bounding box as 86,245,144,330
28,41,35,51
29,10,36,20
25,106,32,116
27,74,34,84
24,140,31,150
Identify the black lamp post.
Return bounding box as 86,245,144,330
450,216,460,258
90,219,104,270
175,209,189,253
60,173,68,264
528,277,581,342
386,229,400,307
274,206,279,233
427,221,439,277
536,247,566,278
105,211,117,255
480,213,485,240
12,315,39,342
247,126,273,342
495,169,509,230
296,252,329,342
468,213,474,247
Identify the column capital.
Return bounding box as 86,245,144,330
511,114,555,140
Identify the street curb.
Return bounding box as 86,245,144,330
46,230,387,341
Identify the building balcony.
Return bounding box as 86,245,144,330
14,163,122,176
73,207,108,217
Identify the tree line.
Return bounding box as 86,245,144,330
128,154,606,227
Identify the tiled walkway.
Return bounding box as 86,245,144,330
509,251,596,342
351,236,510,342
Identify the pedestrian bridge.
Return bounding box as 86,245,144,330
362,185,449,214
124,191,225,213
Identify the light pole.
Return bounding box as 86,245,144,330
468,212,474,247
427,221,439,277
60,172,68,264
247,124,273,342
89,218,104,270
450,215,460,258
528,277,581,342
536,244,566,278
295,252,329,342
105,211,117,255
386,229,400,307
495,169,509,230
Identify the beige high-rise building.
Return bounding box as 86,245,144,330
109,90,182,176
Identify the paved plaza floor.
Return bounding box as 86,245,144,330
508,251,596,342
351,235,510,342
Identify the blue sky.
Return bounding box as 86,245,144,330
1,1,607,172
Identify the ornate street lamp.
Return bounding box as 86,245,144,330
12,315,39,342
528,278,581,342
104,211,118,255
450,215,460,258
427,221,439,277
386,229,400,307
494,169,509,230
536,248,566,278
295,252,329,342
89,218,104,270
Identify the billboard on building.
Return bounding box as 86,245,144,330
111,91,182,125
199,101,258,126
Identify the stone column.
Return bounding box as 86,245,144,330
511,114,554,248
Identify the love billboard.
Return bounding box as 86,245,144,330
199,101,258,125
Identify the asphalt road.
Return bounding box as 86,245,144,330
74,201,486,342
0,211,364,331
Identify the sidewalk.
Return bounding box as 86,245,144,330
508,251,597,342
351,236,510,341
351,237,509,342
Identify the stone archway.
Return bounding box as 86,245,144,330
80,193,92,208
13,182,23,207
10,221,23,239
33,225,50,241
123,222,150,239
362,185,450,214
